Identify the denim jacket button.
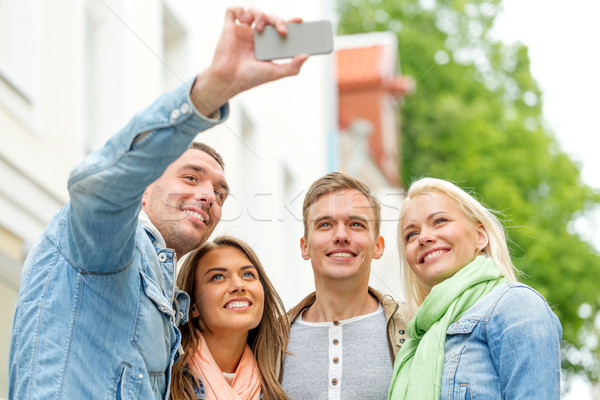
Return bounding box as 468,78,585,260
180,103,190,114
170,109,180,120
158,253,168,262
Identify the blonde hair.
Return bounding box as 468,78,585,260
398,178,518,312
171,236,289,400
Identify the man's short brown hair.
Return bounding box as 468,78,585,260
190,142,225,170
302,172,381,237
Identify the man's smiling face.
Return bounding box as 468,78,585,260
142,148,229,256
301,189,384,284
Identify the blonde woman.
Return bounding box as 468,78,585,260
171,236,288,400
389,178,562,399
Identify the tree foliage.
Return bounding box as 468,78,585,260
338,0,600,383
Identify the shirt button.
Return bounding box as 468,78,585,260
139,374,143,379
170,109,180,120
399,330,405,335
332,339,339,345
331,378,339,386
332,357,339,364
180,103,190,114
333,320,340,326
158,253,168,262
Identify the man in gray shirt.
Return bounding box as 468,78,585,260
281,172,411,399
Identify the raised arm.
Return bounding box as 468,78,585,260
66,7,308,273
190,7,308,117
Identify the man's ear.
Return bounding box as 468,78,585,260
300,237,310,260
142,188,149,207
373,235,385,260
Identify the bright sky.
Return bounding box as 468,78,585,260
493,0,600,253
494,1,600,397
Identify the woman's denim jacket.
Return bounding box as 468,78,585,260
9,81,228,399
441,282,562,399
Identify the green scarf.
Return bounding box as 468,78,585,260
388,256,506,400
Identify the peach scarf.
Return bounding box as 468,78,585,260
188,332,262,400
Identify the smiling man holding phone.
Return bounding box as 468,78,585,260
9,8,307,400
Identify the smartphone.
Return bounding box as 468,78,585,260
254,20,333,61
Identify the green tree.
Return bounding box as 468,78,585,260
338,0,600,383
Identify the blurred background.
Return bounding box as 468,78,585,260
0,0,598,398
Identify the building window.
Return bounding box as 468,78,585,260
162,2,188,93
0,0,36,101
83,0,126,154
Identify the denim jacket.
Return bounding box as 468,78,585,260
441,282,562,399
9,80,228,400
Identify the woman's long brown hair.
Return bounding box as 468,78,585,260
170,236,289,400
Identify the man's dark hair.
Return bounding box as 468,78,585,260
190,142,225,170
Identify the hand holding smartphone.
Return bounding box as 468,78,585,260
254,20,333,61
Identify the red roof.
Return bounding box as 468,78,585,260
337,46,385,89
336,41,413,186
337,45,413,96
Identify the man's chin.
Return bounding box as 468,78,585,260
163,227,211,256
174,237,205,257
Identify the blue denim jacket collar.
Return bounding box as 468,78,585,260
139,210,167,249
138,210,189,327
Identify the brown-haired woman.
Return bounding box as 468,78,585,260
171,236,289,400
